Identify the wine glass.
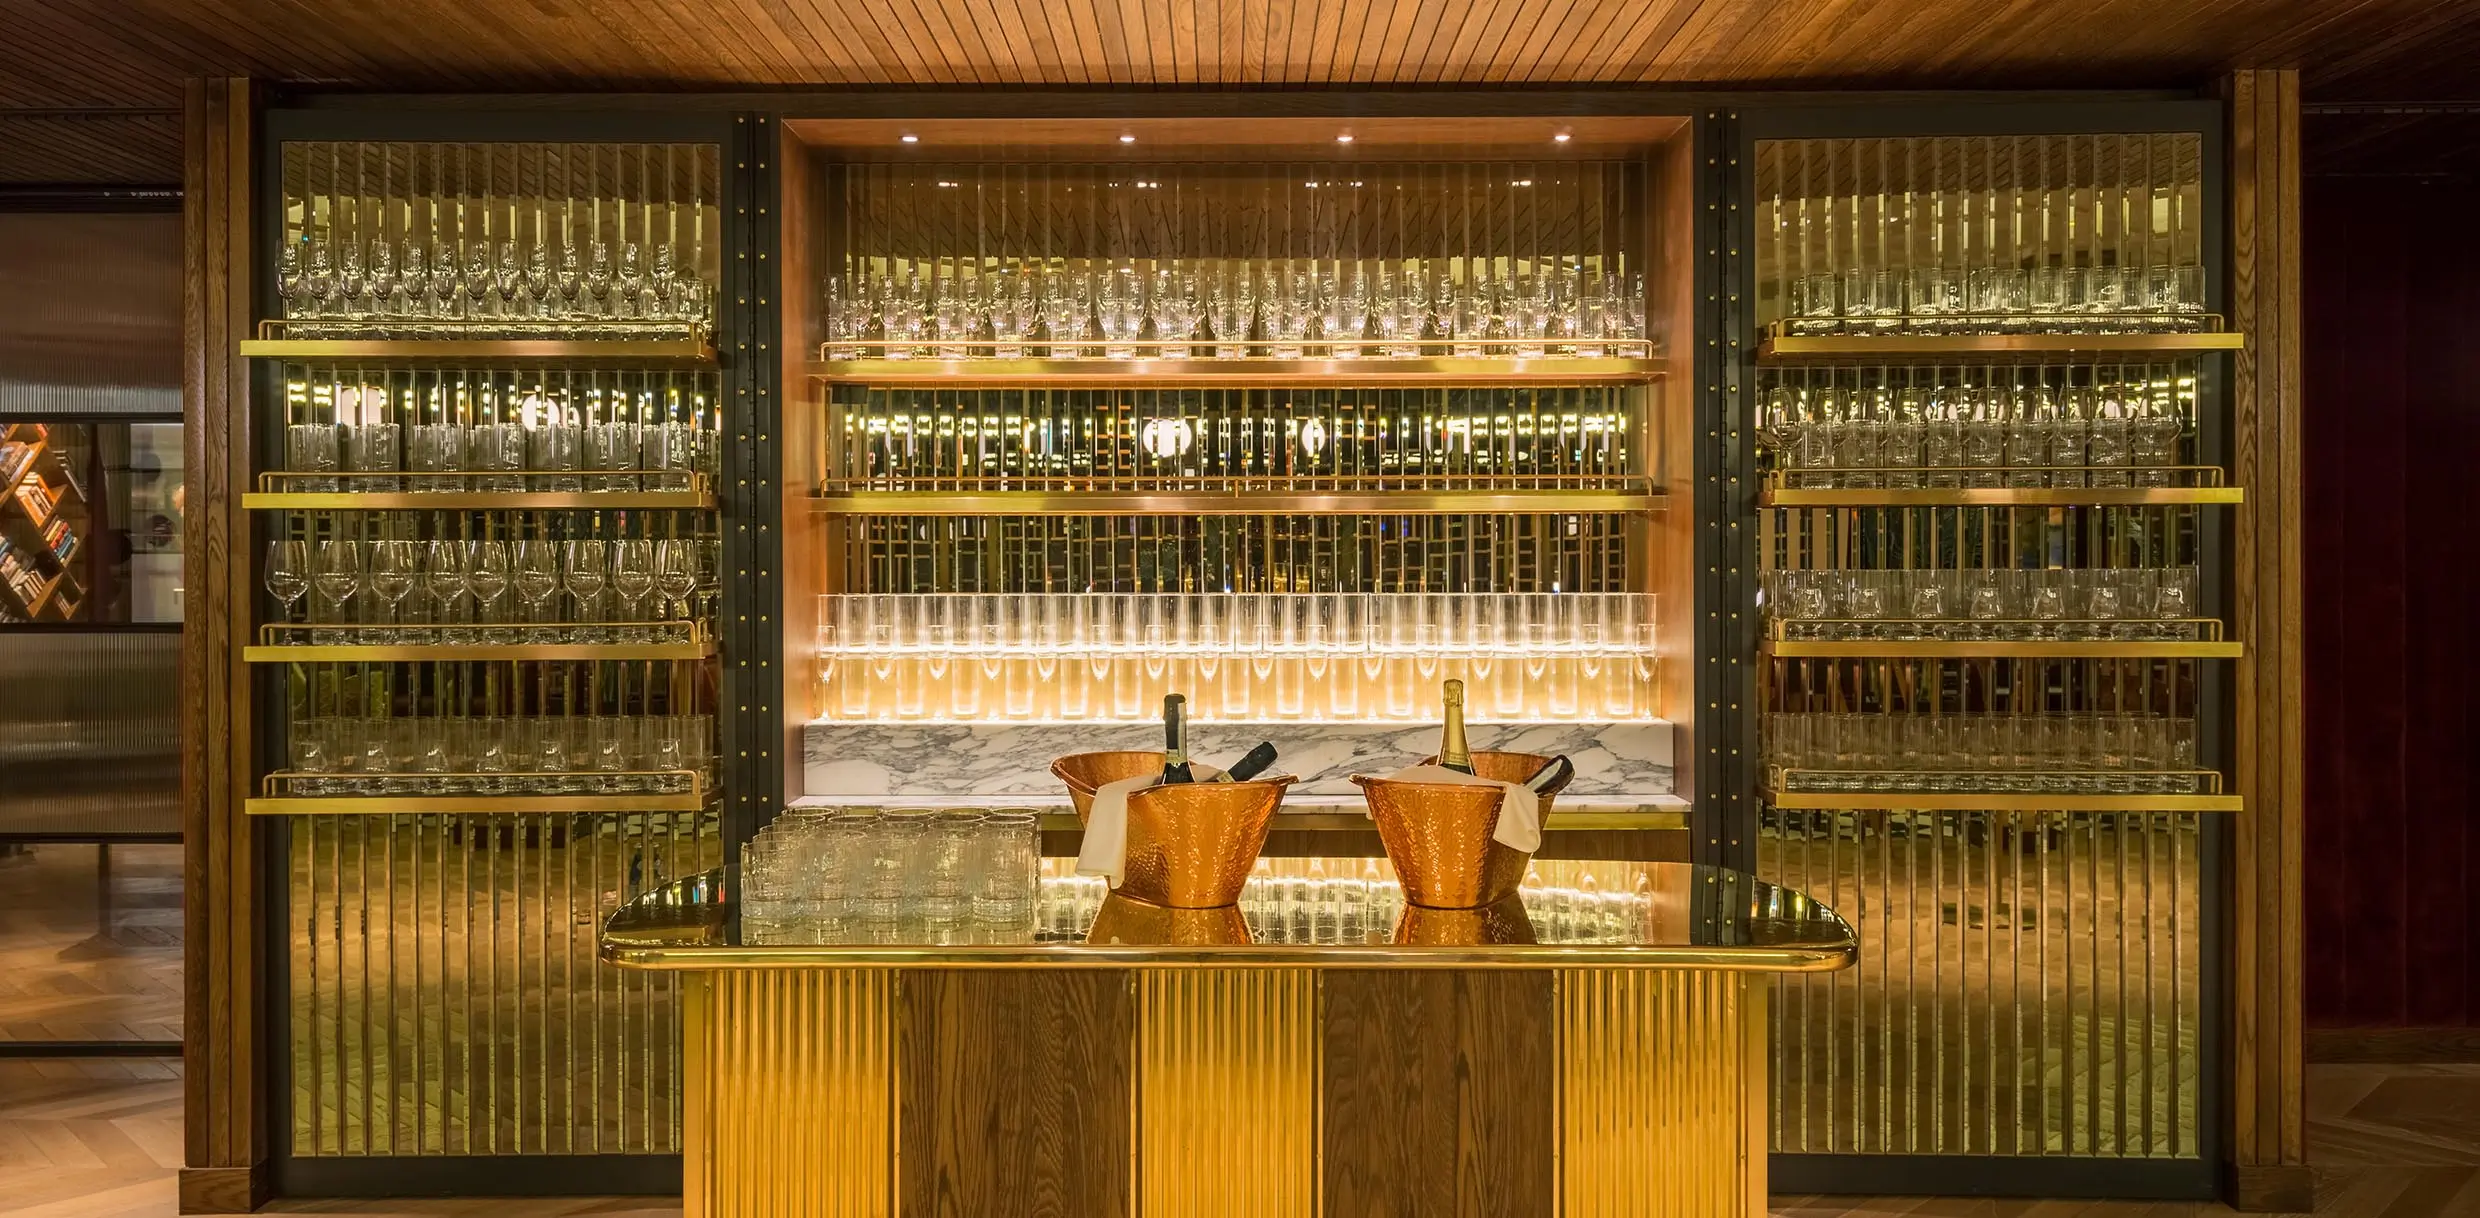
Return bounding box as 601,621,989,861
461,246,495,323
367,539,421,640
426,241,462,322
584,241,616,326
494,241,528,319
264,539,310,627
423,539,469,643
553,244,585,322
367,241,403,323
654,539,699,624
616,243,649,321
278,241,308,319
466,540,514,644
564,540,610,643
525,242,555,319
512,540,562,641
310,539,363,645
397,243,429,320
611,539,656,641
337,241,370,323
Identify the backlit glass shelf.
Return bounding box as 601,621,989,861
247,620,710,663
817,592,1655,659
813,485,1661,515
242,320,715,365
1763,787,2242,813
813,338,1660,387
245,469,714,511
1760,465,2241,507
1758,316,2244,364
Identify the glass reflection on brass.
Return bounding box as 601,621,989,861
1356,750,1569,911
1050,750,1168,824
1086,893,1255,946
1115,776,1298,908
1392,894,1537,945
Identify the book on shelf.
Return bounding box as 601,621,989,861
0,441,30,487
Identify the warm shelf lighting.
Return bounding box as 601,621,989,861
899,134,918,144
1336,133,1355,144
1118,134,1136,144
1554,133,1572,144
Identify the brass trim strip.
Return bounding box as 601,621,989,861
1761,486,2244,508
243,641,714,662
599,943,1857,973
1762,788,2245,813
240,337,717,364
1761,639,2245,659
812,489,1664,516
248,794,708,815
808,355,1662,387
1759,328,2246,364
243,491,716,510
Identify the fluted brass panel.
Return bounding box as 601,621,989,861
1135,969,1320,1218
1760,809,2201,1158
1560,969,1767,1218
286,812,720,1156
688,969,895,1218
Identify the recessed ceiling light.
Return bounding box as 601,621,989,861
1336,133,1354,144
1119,134,1136,144
900,134,918,144
1553,133,1572,144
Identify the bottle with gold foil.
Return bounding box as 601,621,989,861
1437,679,1475,774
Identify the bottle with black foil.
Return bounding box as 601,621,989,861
1159,694,1195,784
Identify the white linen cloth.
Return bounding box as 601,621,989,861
1371,764,1543,853
1075,764,1227,886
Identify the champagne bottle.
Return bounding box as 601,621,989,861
1521,754,1573,795
1224,741,1279,782
1159,694,1195,784
1437,679,1475,774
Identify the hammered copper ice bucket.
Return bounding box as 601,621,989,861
1114,776,1297,908
1358,751,1574,910
1049,751,1167,825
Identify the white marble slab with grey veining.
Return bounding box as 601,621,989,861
801,720,1673,800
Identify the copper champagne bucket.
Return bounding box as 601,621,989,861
1050,751,1167,825
1114,776,1297,908
1392,893,1539,945
1416,750,1575,817
1086,893,1254,945
1358,752,1571,910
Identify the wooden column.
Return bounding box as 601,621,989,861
2223,67,2311,1214
180,75,266,1215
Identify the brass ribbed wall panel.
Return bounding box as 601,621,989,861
286,811,720,1156
689,969,894,1218
1760,809,2201,1158
1560,970,1765,1218
1136,969,1319,1218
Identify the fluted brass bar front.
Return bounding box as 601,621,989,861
1559,969,1768,1218
685,970,895,1218
1136,969,1320,1218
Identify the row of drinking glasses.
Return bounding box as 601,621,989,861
280,714,715,796
824,263,1650,359
1763,566,2202,640
1766,712,2204,794
1035,864,1660,943
264,537,709,645
818,592,1657,657
741,808,1043,944
278,238,709,331
283,420,710,493
1783,264,2208,335
1760,385,2187,487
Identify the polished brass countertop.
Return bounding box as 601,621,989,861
600,858,1856,973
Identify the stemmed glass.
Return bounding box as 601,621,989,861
611,539,656,640
426,242,462,321
310,539,362,645
367,539,421,641
654,539,699,623
513,540,562,639
565,540,610,643
423,539,468,642
264,540,310,625
467,540,514,644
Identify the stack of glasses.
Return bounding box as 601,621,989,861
1758,383,2189,488
1763,566,2202,641
819,591,1657,658
1765,712,2206,795
1782,264,2207,335
1035,860,1663,943
824,263,1651,359
278,713,715,796
264,537,712,645
740,808,1044,945
277,237,710,336
283,419,710,494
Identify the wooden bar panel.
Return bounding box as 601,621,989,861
2223,67,2310,1215
898,970,1134,1218
179,74,266,1216
1320,970,1556,1218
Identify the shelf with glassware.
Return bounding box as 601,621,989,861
1757,263,2243,362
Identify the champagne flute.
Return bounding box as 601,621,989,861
466,540,514,644
264,539,310,627
310,539,363,645
565,540,610,643
512,539,562,641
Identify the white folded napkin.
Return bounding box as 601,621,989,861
1373,764,1543,854
1076,764,1227,887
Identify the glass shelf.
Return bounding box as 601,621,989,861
812,487,1662,516
1763,636,2242,659
246,620,712,663
1758,317,2244,364
1760,466,2241,507
810,353,1662,388
1763,787,2242,812
244,469,715,511
242,321,715,365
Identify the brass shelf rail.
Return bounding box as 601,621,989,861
243,469,715,511
245,620,713,663
241,320,716,365
1762,787,2243,812
1762,627,2242,660
1030,807,1689,833
1760,466,2243,507
811,345,1661,388
812,486,1663,516
1758,316,2245,364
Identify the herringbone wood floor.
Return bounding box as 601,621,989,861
1,1061,2472,1216
0,845,183,1045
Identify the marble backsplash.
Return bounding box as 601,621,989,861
802,720,1673,800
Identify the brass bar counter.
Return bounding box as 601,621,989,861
603,859,1855,1218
